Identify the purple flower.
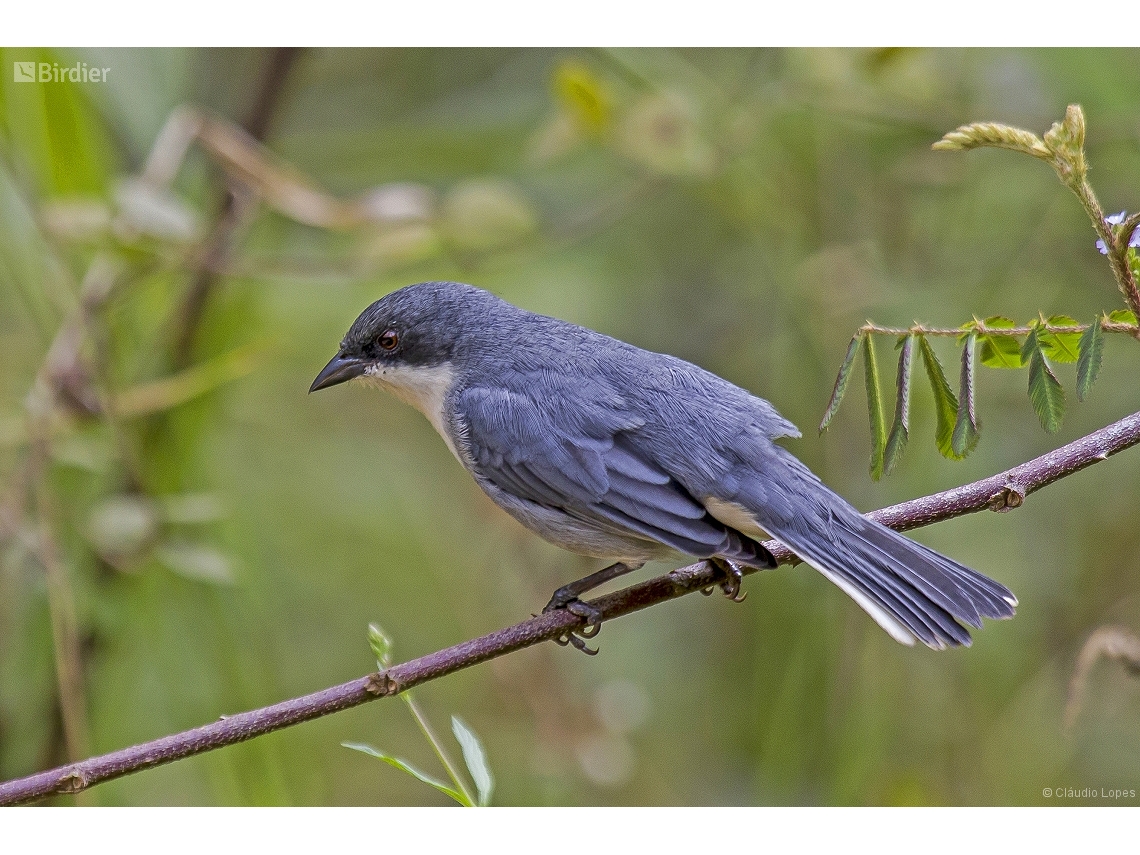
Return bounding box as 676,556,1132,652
1096,210,1140,254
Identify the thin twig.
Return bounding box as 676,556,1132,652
859,320,1137,338
2,407,1139,806
401,694,475,806
1063,625,1140,731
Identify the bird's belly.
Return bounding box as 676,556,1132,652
477,478,675,563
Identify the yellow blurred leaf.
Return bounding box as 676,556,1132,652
113,340,268,418
554,61,611,133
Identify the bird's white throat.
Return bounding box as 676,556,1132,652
361,362,462,461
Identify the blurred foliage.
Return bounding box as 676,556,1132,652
2,47,1140,806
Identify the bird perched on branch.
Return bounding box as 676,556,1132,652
311,281,1016,652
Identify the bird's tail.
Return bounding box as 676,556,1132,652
741,449,1017,649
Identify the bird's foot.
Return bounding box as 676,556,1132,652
544,593,602,656
708,557,747,603
541,561,642,656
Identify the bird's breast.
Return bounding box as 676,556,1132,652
361,362,464,462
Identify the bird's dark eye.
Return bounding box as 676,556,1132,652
378,329,399,351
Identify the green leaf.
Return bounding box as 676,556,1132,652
367,623,393,669
978,315,1022,368
819,333,861,432
1023,328,1065,433
982,316,1018,328
978,333,1022,369
1107,308,1138,325
918,336,962,459
952,333,981,457
342,742,472,806
883,335,914,476
451,717,494,807
1038,315,1082,363
1076,316,1104,402
862,334,886,480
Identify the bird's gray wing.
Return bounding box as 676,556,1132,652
455,384,760,559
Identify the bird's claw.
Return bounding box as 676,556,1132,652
548,598,602,655
709,558,747,603
555,632,599,655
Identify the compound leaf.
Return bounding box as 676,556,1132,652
862,334,886,480
1039,314,1081,363
952,333,980,457
1076,316,1104,402
1023,328,1065,433
819,333,861,432
918,335,961,459
883,334,914,476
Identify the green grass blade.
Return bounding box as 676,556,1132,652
819,333,861,432
862,333,886,480
1076,316,1104,402
918,335,961,459
883,334,914,476
452,717,494,807
952,333,981,457
342,742,472,806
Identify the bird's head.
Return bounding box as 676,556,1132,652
309,280,505,394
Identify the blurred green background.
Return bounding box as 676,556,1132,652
2,47,1140,806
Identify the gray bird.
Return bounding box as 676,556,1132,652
310,281,1016,651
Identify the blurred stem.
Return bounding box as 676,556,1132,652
31,466,90,770
25,378,90,784
1064,625,1140,730
170,47,302,368
401,693,475,806
17,253,121,783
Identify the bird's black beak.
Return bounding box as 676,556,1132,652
309,353,367,393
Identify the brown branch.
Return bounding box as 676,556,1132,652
2,408,1140,806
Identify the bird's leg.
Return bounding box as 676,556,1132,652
544,561,643,654
707,557,747,603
